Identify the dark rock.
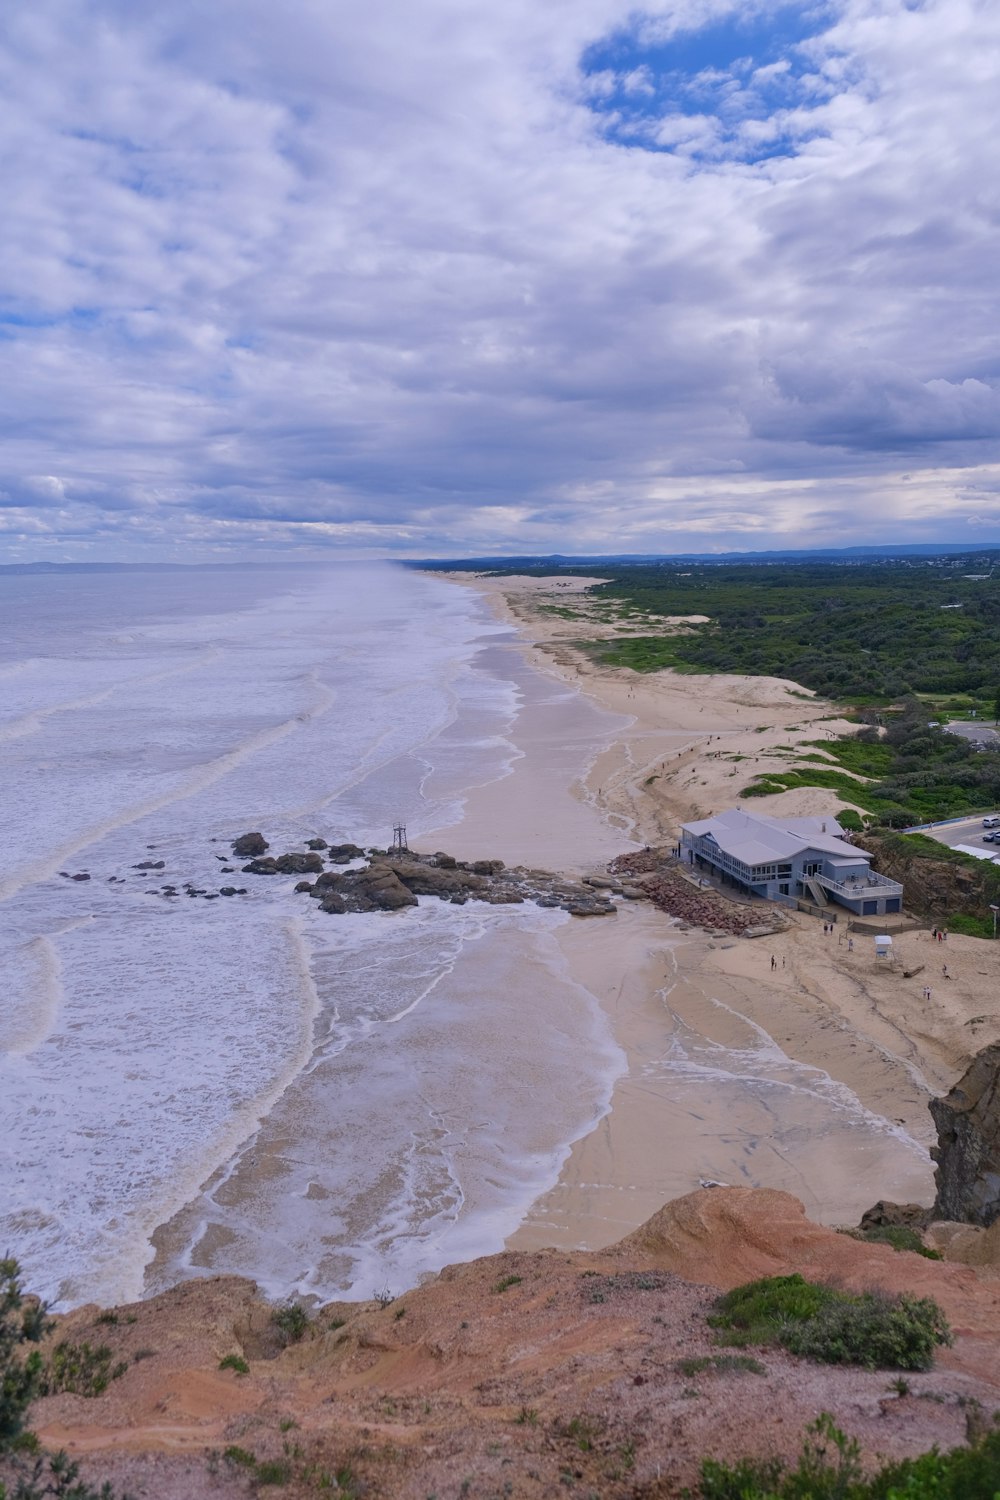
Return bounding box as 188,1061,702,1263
204,893,219,899
320,892,348,914
220,887,238,896
314,871,344,890
274,852,325,875
232,832,269,858
471,859,505,875
221,866,235,873
294,880,315,894
306,838,328,850
327,843,365,862
434,853,458,869
858,1200,932,1233
931,1044,1000,1226
133,860,166,870
71,872,91,881
243,858,278,874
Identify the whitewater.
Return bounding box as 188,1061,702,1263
0,564,630,1309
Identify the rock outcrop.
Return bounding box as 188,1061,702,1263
231,831,269,858
931,1042,1000,1226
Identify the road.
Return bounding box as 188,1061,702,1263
945,719,1000,749
918,813,1000,856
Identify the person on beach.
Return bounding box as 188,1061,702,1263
770,954,776,970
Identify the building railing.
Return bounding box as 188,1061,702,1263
815,870,903,898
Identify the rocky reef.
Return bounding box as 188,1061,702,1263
236,834,649,917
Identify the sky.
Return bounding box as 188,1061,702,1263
2,0,1000,561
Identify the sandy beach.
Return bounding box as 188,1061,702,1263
433,572,1000,1250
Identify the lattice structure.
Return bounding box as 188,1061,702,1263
392,822,408,852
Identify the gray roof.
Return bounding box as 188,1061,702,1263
681,808,870,869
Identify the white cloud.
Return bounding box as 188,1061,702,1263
0,0,997,557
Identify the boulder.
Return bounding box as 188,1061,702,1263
232,832,269,858
243,858,278,875
471,859,505,876
320,892,348,914
858,1200,932,1233
931,1043,1000,1226
305,838,328,850
274,852,325,875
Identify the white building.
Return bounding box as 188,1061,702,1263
680,807,903,916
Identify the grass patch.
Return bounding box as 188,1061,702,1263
493,1274,523,1294
841,1225,943,1260
709,1273,950,1371
675,1353,766,1377
584,636,707,674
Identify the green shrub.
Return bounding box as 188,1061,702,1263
271,1301,309,1344
38,1341,129,1397
693,1411,1000,1499
0,1257,49,1449
218,1353,250,1375
710,1274,950,1370
0,1259,130,1498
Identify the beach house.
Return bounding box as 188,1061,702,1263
679,808,903,917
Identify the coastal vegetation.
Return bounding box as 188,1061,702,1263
474,553,1000,828
708,1274,951,1371
0,1257,126,1499
696,1411,1000,1499
742,699,1000,828
481,553,1000,704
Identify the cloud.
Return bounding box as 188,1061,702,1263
0,0,998,557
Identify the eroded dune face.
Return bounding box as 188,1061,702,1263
21,1188,1000,1500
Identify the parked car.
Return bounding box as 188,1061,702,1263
984,832,997,843
982,816,1000,828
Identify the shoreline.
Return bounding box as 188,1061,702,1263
430,572,1000,1248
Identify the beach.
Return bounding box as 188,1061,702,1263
5,562,998,1314
432,572,1000,1250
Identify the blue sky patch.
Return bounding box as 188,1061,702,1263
580,2,839,163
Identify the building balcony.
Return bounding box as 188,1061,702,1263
815,870,903,899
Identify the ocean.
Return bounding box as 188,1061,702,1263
0,564,631,1309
